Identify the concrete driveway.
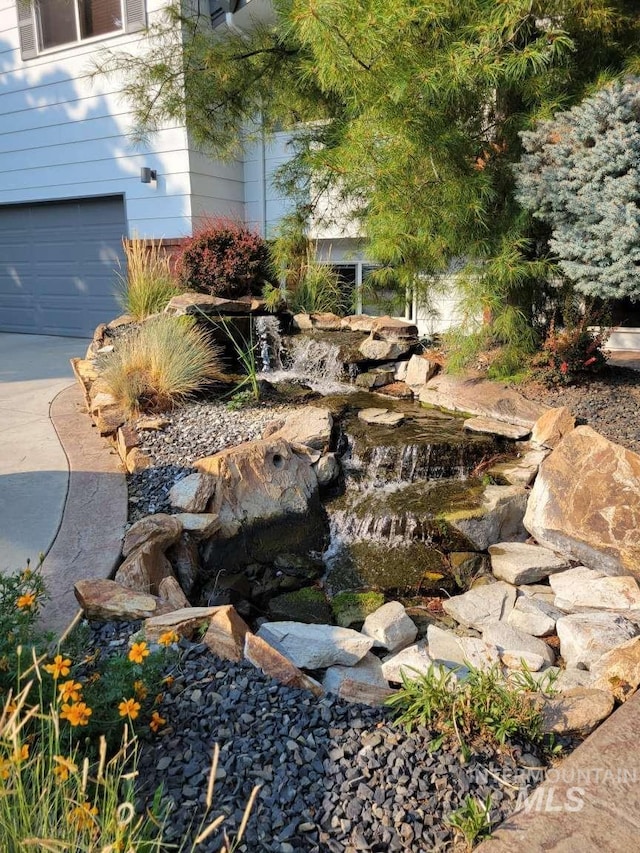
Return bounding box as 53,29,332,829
0,333,88,574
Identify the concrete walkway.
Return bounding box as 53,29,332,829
0,333,87,573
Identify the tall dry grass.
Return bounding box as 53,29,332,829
100,315,223,415
117,236,181,320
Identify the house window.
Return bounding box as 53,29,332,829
37,0,123,49
16,0,146,59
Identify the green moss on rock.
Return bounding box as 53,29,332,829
331,591,385,627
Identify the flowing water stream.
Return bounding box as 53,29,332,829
205,322,517,611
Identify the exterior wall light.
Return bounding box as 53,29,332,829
140,167,157,183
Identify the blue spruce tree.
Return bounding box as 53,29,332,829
516,78,640,301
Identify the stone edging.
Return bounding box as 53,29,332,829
39,383,128,635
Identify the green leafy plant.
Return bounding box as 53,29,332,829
447,794,493,850
100,315,223,415
386,663,544,758
0,559,47,701
116,236,181,320
533,306,609,385
204,314,261,402
177,218,275,299
0,680,167,851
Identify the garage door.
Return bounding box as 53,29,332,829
0,196,126,337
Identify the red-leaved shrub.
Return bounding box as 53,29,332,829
177,218,275,299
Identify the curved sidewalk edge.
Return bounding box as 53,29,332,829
39,383,127,636
477,688,640,852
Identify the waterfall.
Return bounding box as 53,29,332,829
263,335,351,393
254,316,284,372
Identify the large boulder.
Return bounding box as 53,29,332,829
426,625,500,671
195,438,319,528
419,374,548,428
405,354,438,388
524,426,640,577
263,407,333,451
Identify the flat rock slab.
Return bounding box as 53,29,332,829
490,448,550,487
74,578,172,620
419,374,548,428
524,426,640,577
144,606,222,642
549,566,640,613
257,621,373,669
357,408,405,427
443,581,517,631
464,416,531,440
556,611,639,670
165,292,267,315
489,542,571,585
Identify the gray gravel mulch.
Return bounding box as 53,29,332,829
520,365,640,453
84,621,546,853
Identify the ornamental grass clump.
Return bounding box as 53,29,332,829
100,314,223,415
117,235,181,320
387,663,544,760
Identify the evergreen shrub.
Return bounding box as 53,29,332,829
517,78,640,301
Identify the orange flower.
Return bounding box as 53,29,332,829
16,592,36,610
118,698,141,720
60,702,92,727
128,642,150,665
44,655,71,680
13,744,29,763
162,675,175,687
53,754,78,782
149,711,166,732
69,800,99,832
133,680,148,700
158,630,179,647
0,759,10,780
58,680,83,703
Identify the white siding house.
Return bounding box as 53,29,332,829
0,0,246,335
